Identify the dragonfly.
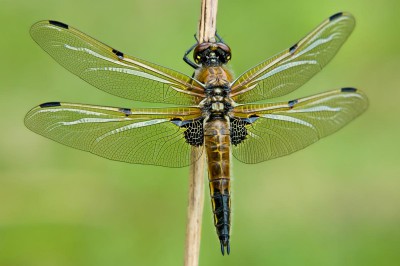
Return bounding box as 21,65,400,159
25,12,368,255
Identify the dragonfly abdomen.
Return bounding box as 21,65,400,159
204,118,231,255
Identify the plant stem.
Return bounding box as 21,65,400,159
184,1,218,265
184,150,205,266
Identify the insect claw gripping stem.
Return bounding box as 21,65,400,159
215,31,225,43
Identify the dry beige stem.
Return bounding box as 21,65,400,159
184,1,218,265
197,0,218,43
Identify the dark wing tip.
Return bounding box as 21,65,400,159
341,87,357,93
48,20,69,29
289,43,298,54
39,102,61,108
329,12,344,21
112,49,124,59
118,107,132,116
288,99,298,108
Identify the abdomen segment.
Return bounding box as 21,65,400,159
204,118,231,255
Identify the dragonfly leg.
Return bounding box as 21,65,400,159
215,31,225,43
183,41,199,69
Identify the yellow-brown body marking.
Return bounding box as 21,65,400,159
195,66,233,87
204,118,231,249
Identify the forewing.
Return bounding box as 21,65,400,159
25,102,203,167
230,12,355,103
30,21,205,105
231,88,368,163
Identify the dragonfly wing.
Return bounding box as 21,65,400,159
25,102,203,167
231,88,368,163
30,21,205,105
230,12,355,103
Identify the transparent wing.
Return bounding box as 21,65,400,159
230,12,355,103
231,88,368,163
25,102,203,167
30,20,205,105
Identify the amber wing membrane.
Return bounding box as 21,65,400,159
230,12,355,103
30,21,205,105
25,102,203,167
231,88,368,163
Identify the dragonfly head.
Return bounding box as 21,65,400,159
194,42,231,66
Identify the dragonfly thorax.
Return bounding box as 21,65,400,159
201,86,233,117
195,61,234,118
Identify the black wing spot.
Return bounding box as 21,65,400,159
112,49,124,59
289,43,298,54
170,118,203,146
329,12,343,21
49,21,68,29
341,87,357,93
182,118,204,146
40,102,61,108
231,117,253,146
118,108,131,116
288,99,298,108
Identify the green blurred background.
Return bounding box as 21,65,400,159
1,0,399,265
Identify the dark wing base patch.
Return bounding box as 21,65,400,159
181,118,204,146
230,117,250,145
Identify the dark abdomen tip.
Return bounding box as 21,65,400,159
219,235,230,255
